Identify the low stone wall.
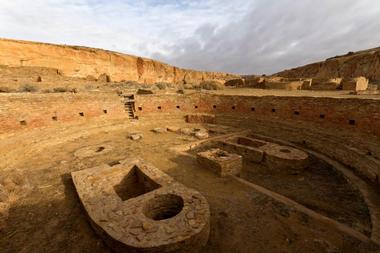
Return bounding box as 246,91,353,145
0,92,126,134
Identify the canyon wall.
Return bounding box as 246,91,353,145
0,38,238,84
274,48,380,82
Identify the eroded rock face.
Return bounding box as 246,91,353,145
275,48,380,81
71,159,210,253
0,38,239,84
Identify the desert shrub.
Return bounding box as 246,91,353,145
41,89,52,93
86,75,97,81
199,80,225,90
18,84,39,92
154,82,173,90
85,84,95,90
53,87,69,93
183,83,194,89
124,81,140,88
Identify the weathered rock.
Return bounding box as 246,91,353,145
98,73,111,83
194,129,209,139
152,128,167,134
166,126,180,133
180,128,194,136
86,75,97,81
129,133,143,141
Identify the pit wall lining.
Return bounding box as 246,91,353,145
135,93,380,183
135,94,380,138
0,92,126,134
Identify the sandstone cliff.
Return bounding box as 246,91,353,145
274,48,380,82
0,38,238,84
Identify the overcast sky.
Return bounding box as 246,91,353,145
1,0,380,74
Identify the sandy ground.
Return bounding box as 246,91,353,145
0,120,379,253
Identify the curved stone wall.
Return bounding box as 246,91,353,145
1,92,379,183
134,93,380,183
135,94,380,137
0,92,126,134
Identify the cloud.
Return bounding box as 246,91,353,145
1,0,380,74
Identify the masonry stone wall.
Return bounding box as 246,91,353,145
136,94,380,137
0,92,126,134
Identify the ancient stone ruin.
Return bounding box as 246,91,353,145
1,38,380,253
72,159,210,253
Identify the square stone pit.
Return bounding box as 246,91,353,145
197,148,242,177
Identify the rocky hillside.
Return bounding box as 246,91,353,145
275,47,380,82
0,38,238,85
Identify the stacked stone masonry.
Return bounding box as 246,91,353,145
71,159,210,253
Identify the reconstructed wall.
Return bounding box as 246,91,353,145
2,92,379,138
0,38,238,84
1,92,379,183
135,93,380,183
0,92,126,134
135,94,380,137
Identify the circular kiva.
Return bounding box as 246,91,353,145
260,143,309,171
74,144,113,158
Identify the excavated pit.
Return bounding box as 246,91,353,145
1,90,380,253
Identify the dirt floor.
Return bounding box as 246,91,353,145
1,121,380,253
